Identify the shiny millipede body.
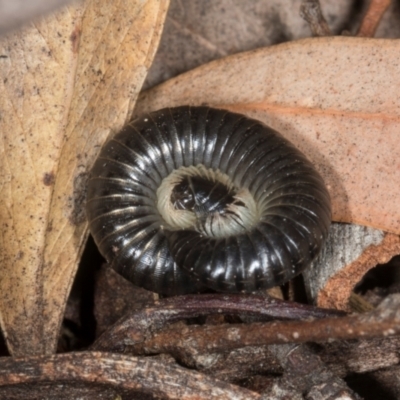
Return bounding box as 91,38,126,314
86,106,331,295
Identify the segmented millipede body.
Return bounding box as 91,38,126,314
86,106,331,295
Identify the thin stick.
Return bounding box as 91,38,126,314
123,295,400,357
0,352,261,400
357,0,391,37
300,0,331,36
93,293,346,351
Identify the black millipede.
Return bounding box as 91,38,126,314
86,106,331,295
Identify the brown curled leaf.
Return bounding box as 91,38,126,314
304,223,400,310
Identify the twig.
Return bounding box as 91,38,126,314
357,0,391,37
300,0,331,36
93,293,346,351
0,352,261,400
116,294,400,358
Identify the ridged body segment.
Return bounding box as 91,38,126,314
86,106,331,295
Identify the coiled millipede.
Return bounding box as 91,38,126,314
86,106,331,295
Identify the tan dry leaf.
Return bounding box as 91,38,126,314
135,36,400,235
0,0,169,356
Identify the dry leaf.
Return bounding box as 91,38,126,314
135,36,400,236
144,0,356,89
144,0,400,90
0,0,169,356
